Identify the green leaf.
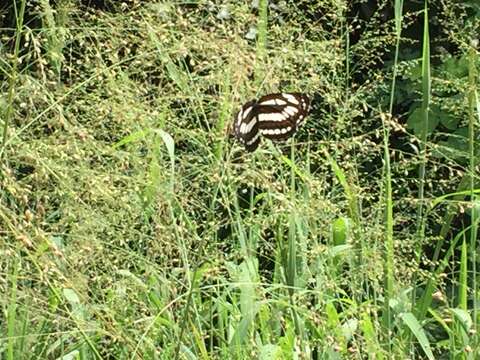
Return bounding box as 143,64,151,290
238,259,258,316
435,127,475,162
62,288,80,305
327,244,352,258
325,302,340,327
451,308,473,332
59,350,80,360
153,129,175,161
229,303,259,347
442,56,469,78
332,217,350,246
153,128,175,193
407,62,422,82
447,127,470,152
399,312,434,359
259,344,280,360
407,106,439,136
112,128,151,149
341,318,358,342
432,105,458,130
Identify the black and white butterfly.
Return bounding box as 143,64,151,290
233,93,310,151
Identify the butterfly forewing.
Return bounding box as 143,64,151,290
233,92,310,151
234,100,261,152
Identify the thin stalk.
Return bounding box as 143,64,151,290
2,0,27,156
467,42,478,333
215,70,231,159
255,0,268,89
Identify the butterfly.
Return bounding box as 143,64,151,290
233,92,310,151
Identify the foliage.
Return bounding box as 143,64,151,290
0,0,479,358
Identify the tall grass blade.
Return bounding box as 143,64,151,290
416,0,431,236
467,41,479,335
459,237,467,310
7,261,18,360
399,312,434,360
174,268,201,360
361,313,385,360
229,261,259,348
323,149,363,304
324,150,359,225
153,129,176,193
414,0,431,323
382,0,404,335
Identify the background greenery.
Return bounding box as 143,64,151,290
1,0,479,358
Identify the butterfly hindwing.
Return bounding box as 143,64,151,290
257,93,310,140
233,92,310,151
255,103,297,140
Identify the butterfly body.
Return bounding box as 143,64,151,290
233,93,310,151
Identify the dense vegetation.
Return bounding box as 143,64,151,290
1,0,479,358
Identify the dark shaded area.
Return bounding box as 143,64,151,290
216,185,266,242
0,1,43,76
13,163,36,180
257,228,276,281
78,0,141,12
78,0,109,11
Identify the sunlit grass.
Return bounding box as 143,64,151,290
1,0,479,358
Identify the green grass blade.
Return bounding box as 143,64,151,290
399,312,434,360
416,0,431,236
7,261,18,360
467,40,479,335
361,313,385,360
382,0,404,336
324,150,359,225
112,128,152,149
459,237,467,310
414,0,431,323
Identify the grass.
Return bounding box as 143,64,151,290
1,0,479,358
